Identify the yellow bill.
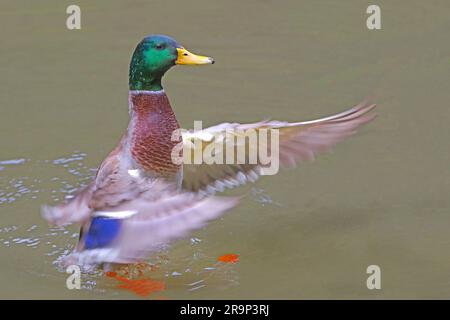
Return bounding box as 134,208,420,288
176,48,214,65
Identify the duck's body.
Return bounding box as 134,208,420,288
42,35,376,268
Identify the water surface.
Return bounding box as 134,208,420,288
1,0,450,299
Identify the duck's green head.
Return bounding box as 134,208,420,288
129,34,214,91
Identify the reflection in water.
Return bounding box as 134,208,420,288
218,253,239,263
106,270,166,297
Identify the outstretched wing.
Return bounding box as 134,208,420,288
181,101,376,194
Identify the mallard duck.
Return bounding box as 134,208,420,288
42,35,376,268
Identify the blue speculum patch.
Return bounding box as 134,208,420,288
84,217,121,249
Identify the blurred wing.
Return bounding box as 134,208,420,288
64,184,239,265
41,182,95,226
182,101,376,194
41,137,146,226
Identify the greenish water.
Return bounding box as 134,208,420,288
1,0,450,299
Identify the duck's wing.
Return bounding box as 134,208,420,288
181,101,376,194
62,182,239,265
42,137,144,226
41,182,95,226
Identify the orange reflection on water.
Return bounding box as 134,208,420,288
217,253,239,263
106,271,165,297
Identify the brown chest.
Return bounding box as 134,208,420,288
129,92,182,176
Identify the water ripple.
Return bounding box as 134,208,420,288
0,152,93,205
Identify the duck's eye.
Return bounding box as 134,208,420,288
155,44,164,50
